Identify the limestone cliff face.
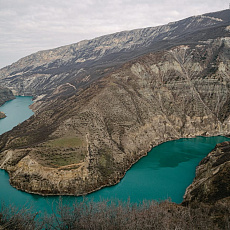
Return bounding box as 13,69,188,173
183,141,230,205
1,35,230,195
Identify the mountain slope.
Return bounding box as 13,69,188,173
0,10,230,195
0,10,229,97
1,33,230,195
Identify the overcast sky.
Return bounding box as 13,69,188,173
0,0,228,68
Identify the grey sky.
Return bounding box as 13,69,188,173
0,0,228,68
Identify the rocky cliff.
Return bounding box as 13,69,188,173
183,141,230,205
182,141,230,228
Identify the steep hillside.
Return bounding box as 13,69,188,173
0,34,230,195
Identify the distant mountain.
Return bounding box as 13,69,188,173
0,10,230,198
0,10,229,96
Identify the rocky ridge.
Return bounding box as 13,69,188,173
0,10,230,98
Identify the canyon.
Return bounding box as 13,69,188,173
0,10,229,206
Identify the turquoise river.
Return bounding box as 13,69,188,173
0,96,229,214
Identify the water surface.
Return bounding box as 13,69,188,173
0,96,33,135
0,97,229,214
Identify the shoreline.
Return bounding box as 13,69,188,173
3,133,229,199
0,97,229,200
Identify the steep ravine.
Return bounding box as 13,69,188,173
0,37,230,196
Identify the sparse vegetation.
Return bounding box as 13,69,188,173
30,147,86,167
46,137,85,148
0,203,42,230
1,199,230,230
10,136,30,148
26,136,87,167
98,148,114,177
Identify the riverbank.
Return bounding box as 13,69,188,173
0,98,230,229
1,133,228,198
1,139,230,229
0,98,229,204
1,140,230,229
